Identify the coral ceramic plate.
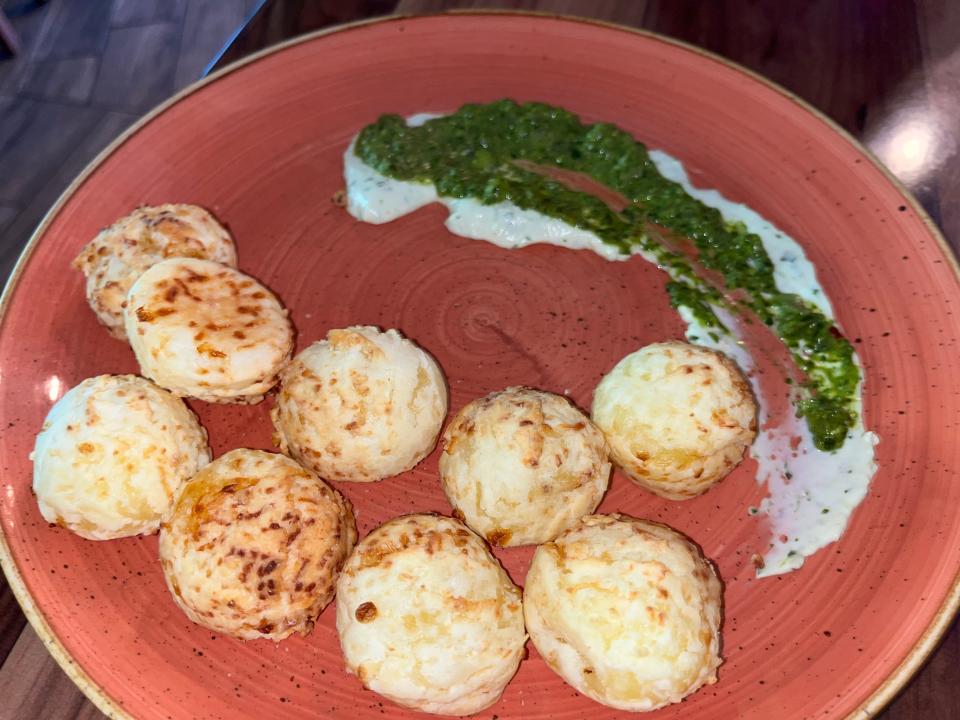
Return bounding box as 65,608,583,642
2,13,959,720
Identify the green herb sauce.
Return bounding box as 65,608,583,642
354,99,859,450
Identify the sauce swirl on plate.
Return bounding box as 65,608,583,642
344,100,879,575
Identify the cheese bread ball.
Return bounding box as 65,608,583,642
524,514,723,712
439,387,610,547
73,204,237,340
125,257,294,404
271,326,447,482
159,449,356,641
31,374,210,540
336,514,526,715
591,341,756,499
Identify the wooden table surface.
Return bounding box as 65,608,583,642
1,1,958,718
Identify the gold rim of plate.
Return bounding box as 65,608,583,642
0,10,956,720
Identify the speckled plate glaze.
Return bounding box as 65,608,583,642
1,12,959,720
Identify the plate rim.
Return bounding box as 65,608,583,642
0,10,957,719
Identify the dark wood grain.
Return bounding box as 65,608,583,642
109,0,188,28
915,0,960,256
0,627,104,720
212,0,398,70
0,576,26,667
174,0,249,88
91,22,181,110
0,1,54,95
0,1,957,719
0,9,20,55
0,108,136,284
17,56,98,102
0,204,18,237
30,0,112,61
0,95,102,204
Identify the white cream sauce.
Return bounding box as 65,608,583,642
343,116,879,577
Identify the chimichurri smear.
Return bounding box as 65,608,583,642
354,99,860,451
